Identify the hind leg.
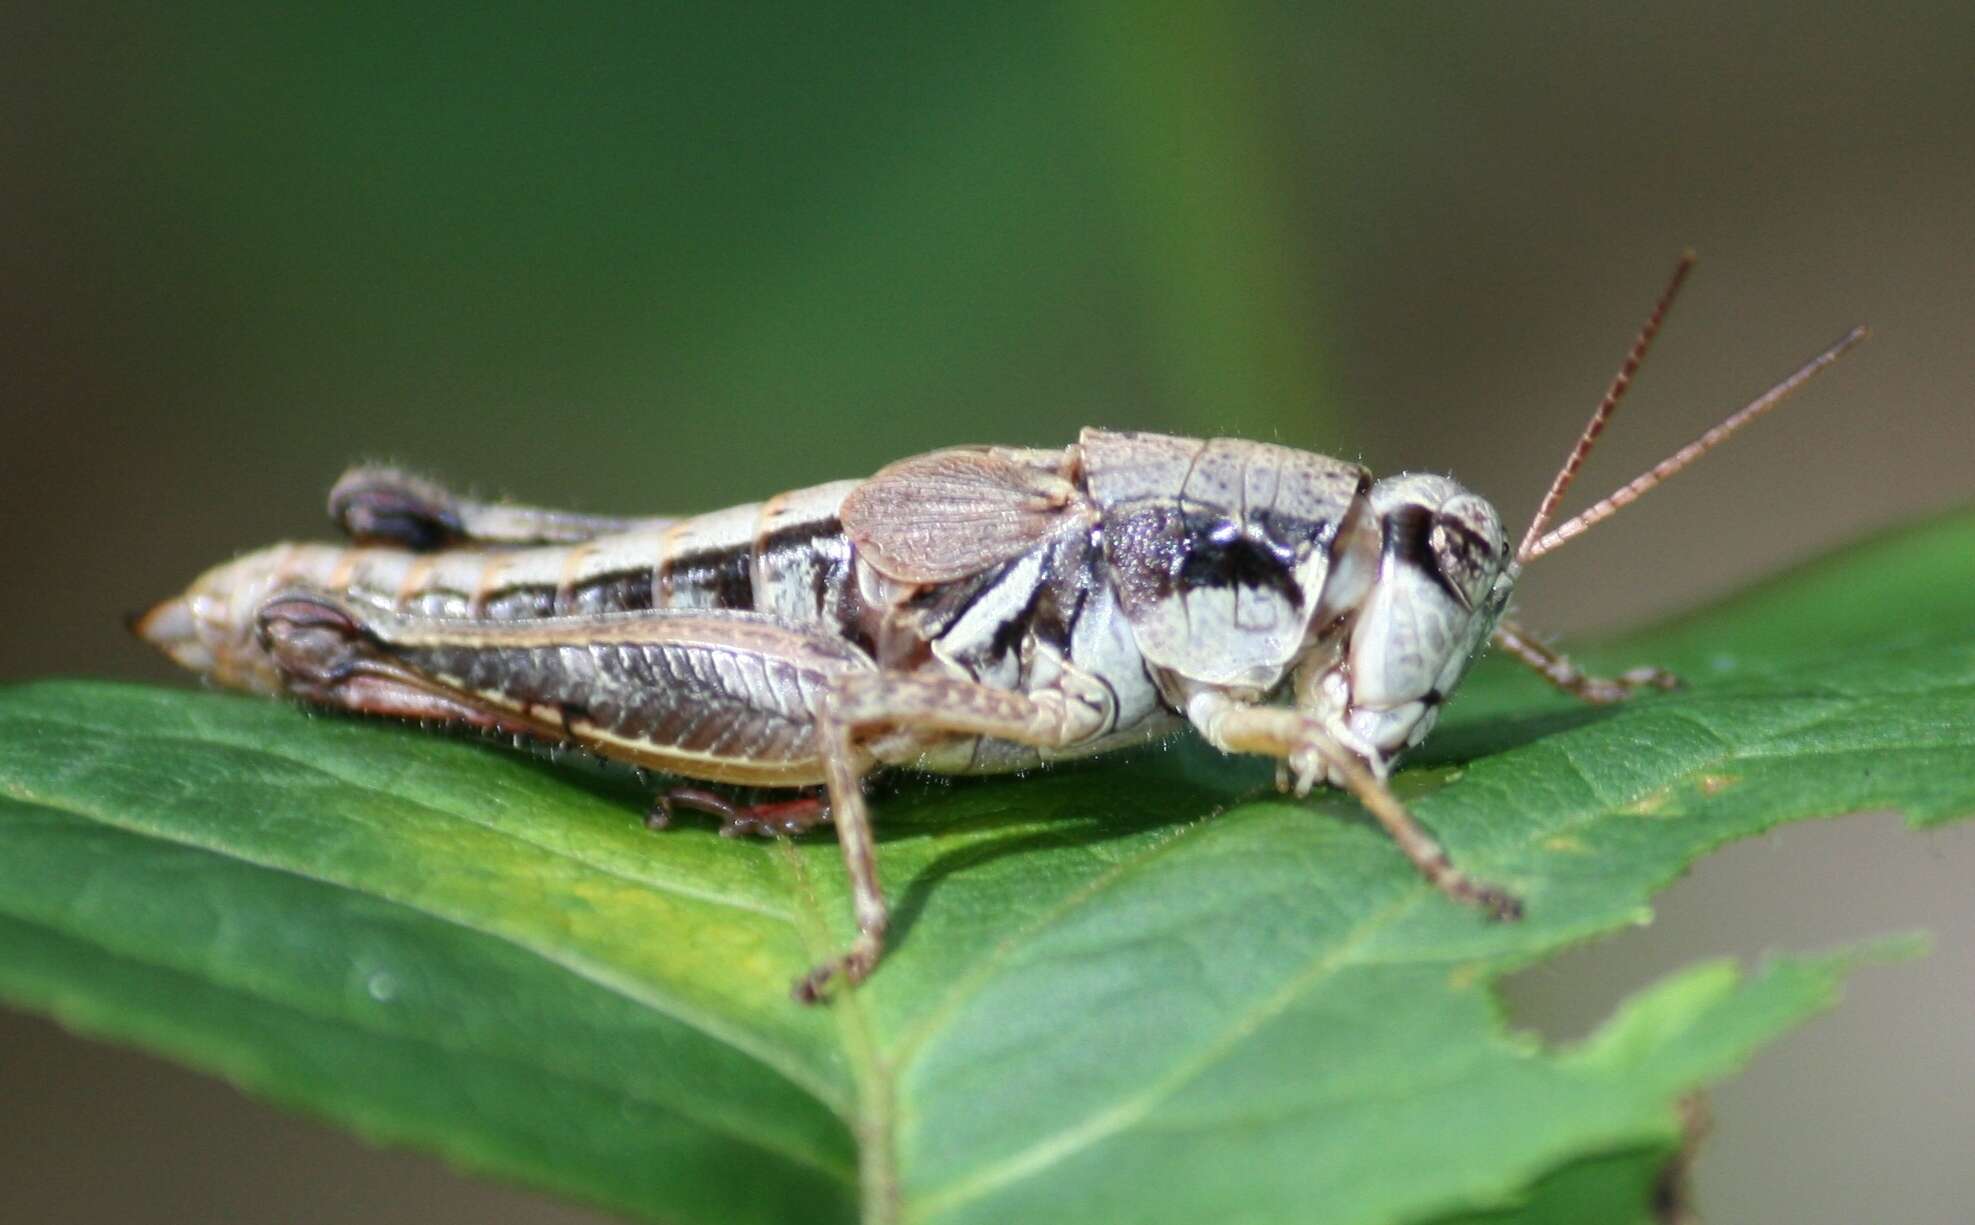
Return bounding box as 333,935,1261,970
646,788,832,838
329,465,675,549
254,594,570,749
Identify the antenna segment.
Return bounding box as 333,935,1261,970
1519,325,1868,561
1514,252,1868,565
1515,252,1696,563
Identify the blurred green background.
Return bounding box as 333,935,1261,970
3,4,1970,1222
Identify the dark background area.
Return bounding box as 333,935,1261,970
3,5,1970,1222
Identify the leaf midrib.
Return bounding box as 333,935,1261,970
779,841,901,1225
11,592,1972,1225
906,883,1426,1220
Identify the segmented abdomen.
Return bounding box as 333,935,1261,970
139,479,873,695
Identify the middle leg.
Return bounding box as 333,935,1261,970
794,672,1111,1002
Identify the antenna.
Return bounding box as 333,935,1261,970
1515,252,1696,563
1518,324,1868,561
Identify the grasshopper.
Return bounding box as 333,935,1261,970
133,256,1864,1001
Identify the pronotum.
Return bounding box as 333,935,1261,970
133,256,1865,1002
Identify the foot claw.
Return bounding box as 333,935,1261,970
1287,747,1326,798
1621,665,1683,693
1444,874,1524,921
792,963,836,1005
1474,884,1524,922
1579,666,1683,704
790,942,878,1005
1427,855,1526,921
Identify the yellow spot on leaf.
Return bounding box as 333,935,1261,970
1698,773,1741,796
1620,787,1675,817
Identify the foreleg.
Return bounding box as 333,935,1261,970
1492,619,1679,705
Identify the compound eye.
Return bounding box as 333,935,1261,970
1428,517,1495,610
1432,494,1507,609
1384,503,1486,612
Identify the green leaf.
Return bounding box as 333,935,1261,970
4,508,1973,1225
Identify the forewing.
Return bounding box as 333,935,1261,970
840,449,1093,583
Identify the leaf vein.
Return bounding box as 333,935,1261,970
0,782,851,1117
